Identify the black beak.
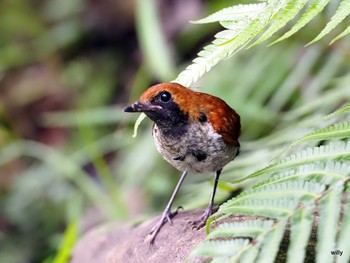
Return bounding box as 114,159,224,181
124,102,161,113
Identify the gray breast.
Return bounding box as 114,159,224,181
153,122,239,173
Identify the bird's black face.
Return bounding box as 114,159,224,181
124,90,189,132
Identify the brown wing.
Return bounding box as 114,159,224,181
201,94,241,146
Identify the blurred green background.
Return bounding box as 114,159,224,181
0,0,349,262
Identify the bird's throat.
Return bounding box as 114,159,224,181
154,121,189,139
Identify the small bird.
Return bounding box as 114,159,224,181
124,82,240,244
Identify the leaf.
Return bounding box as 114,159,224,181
174,1,280,87
252,0,309,47
132,113,147,138
207,220,275,239
307,0,350,45
240,245,260,263
191,3,266,24
256,219,288,263
231,140,350,184
331,24,350,44
216,197,298,220
286,206,314,263
256,161,350,187
294,121,350,145
336,186,350,263
271,0,331,45
240,180,325,202
191,238,250,257
323,103,350,120
316,181,343,263
51,220,78,263
277,121,350,159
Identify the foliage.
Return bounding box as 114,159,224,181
175,0,350,87
170,1,350,262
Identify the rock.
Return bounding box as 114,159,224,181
71,208,322,263
71,209,207,263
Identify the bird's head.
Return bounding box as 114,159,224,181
124,82,195,128
124,82,241,144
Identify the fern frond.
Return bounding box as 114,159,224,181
271,0,331,45
191,238,250,257
240,245,260,263
216,197,298,221
212,181,324,227
232,140,350,184
239,180,325,201
207,220,275,239
192,168,349,262
192,3,266,24
296,121,350,144
278,121,350,158
256,219,288,263
316,181,343,263
307,0,350,45
286,206,314,263
336,186,350,263
323,102,350,120
172,0,350,87
256,161,350,187
174,1,281,86
253,0,309,47
331,24,350,44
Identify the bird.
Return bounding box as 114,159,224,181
124,82,240,244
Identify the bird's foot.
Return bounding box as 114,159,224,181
189,207,211,230
149,206,183,244
190,206,218,230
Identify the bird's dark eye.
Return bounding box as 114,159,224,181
160,91,171,102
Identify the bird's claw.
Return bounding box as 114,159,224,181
189,206,217,230
165,211,174,226
149,206,183,244
189,212,210,230
164,206,183,226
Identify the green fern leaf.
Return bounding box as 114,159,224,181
238,180,325,202
207,220,275,239
216,197,298,221
323,103,350,120
252,0,309,47
286,206,314,263
336,186,350,263
191,238,250,257
191,3,266,24
174,1,281,87
316,181,344,263
240,245,260,263
307,0,350,45
298,121,350,143
256,219,288,263
331,24,350,44
193,167,349,262
257,161,350,187
271,0,331,45
281,121,350,156
232,140,350,184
